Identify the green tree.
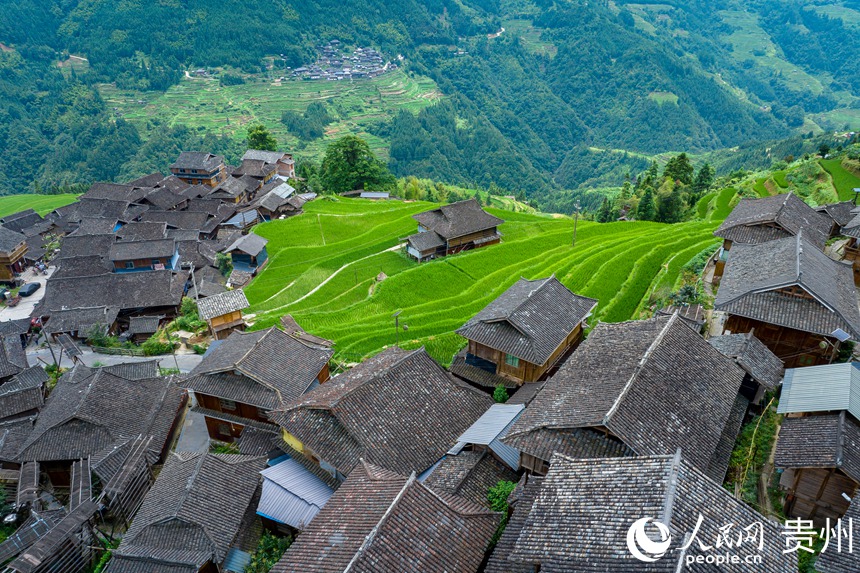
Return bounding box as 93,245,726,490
663,153,694,185
692,163,715,195
245,532,292,573
320,135,395,194
493,384,509,403
246,124,277,151
656,181,686,223
637,185,656,221
819,143,831,157
596,197,613,223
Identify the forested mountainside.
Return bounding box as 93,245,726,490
5,0,860,205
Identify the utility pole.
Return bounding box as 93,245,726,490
190,263,198,301
572,200,581,247
393,310,402,347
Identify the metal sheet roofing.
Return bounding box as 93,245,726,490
778,362,860,416
257,457,334,529
455,404,525,445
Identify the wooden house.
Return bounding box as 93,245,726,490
775,363,860,525
207,175,254,204
253,182,304,221
714,232,860,367
184,327,332,442
233,158,277,184
169,151,226,188
243,149,296,178
125,315,162,343
0,227,27,282
708,331,784,404
42,306,120,341
486,452,796,572
105,453,265,573
817,200,856,237
839,210,860,285
503,314,748,481
269,461,498,573
453,277,597,388
108,238,179,272
713,192,831,279
223,232,268,275
196,289,250,340
270,347,491,483
406,198,503,262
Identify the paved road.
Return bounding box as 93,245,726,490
26,345,204,373
0,266,55,321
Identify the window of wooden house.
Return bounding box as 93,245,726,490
218,398,238,411
505,354,520,368
151,259,160,266
125,261,134,269
217,423,231,438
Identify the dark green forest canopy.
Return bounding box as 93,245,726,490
3,0,860,202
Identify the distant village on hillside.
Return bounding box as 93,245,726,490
0,143,859,570
285,41,395,82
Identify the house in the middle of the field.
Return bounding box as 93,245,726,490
406,198,503,262
452,276,597,388
184,327,333,443
503,314,748,482
775,362,860,525
714,232,860,368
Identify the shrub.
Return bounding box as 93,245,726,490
493,384,509,403
141,331,176,356
245,532,293,573
210,441,239,454
216,253,233,277
487,480,518,546
193,343,209,355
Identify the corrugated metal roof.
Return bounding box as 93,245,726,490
778,362,860,416
489,437,521,471
223,548,252,572
455,404,525,445
257,457,334,529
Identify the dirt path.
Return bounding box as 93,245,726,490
259,243,404,310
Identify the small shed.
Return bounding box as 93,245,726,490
126,316,162,343
257,457,334,531
223,233,269,274
197,290,250,340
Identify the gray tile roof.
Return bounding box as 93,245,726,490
141,187,186,210
115,221,168,241
223,232,267,256
58,234,114,260
708,332,785,389
233,159,275,178
80,182,148,203
0,335,28,380
406,230,445,252
715,232,860,338
69,217,118,236
817,200,856,228
775,412,860,483
43,306,120,336
413,198,504,240
196,289,249,320
127,172,165,188
271,460,499,573
0,318,31,337
209,176,250,199
111,452,265,571
186,327,332,409
140,210,209,231
714,192,831,249
485,474,542,573
815,493,860,573
280,315,333,349
504,452,796,572
42,270,188,313
0,210,42,234
504,315,746,478
270,348,492,476
171,151,224,172
108,238,176,262
0,226,26,253
16,366,183,463
0,366,47,420
457,277,597,366
127,315,162,336
243,150,289,164
422,450,518,508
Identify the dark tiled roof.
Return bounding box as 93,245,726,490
406,230,445,252
126,172,165,188
505,452,796,572
0,335,28,380
0,226,26,253
223,233,267,256
233,159,275,178
815,494,860,572
271,460,499,573
127,315,161,336
0,366,47,420
715,233,860,338
101,360,160,380
708,332,784,389
655,303,705,329
196,289,249,320
243,150,288,163
77,198,133,221
155,175,192,193
16,366,183,462
504,315,746,478
0,417,35,462
714,192,830,249
187,327,331,409
707,394,750,483
208,176,250,199
485,474,542,573
69,217,118,236
80,182,148,203
504,427,633,464
51,256,112,279
109,239,176,262
457,277,597,366
817,200,856,228
423,450,518,508
413,198,504,240
450,354,519,389
58,234,114,260
1,210,43,234
116,222,168,241
171,151,224,172
112,452,264,570
280,315,333,349
42,270,187,313
43,306,119,335
775,412,860,483
507,382,545,406
0,318,30,337
140,210,209,231
271,348,492,476
142,187,186,210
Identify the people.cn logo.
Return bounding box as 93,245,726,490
626,517,672,562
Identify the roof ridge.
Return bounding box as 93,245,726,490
342,472,416,573
330,347,423,407
659,448,682,526
419,473,501,518
603,314,677,426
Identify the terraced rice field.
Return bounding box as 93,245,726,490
820,158,860,201
245,198,720,365
0,194,79,218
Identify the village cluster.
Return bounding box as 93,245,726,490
286,41,394,82
0,154,858,572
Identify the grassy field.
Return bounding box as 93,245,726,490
648,91,679,105
244,198,719,364
0,194,78,218
820,158,860,201
99,69,442,160
501,19,558,58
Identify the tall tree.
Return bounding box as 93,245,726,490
663,153,694,185
637,185,656,221
656,181,686,223
246,124,277,151
319,135,395,194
